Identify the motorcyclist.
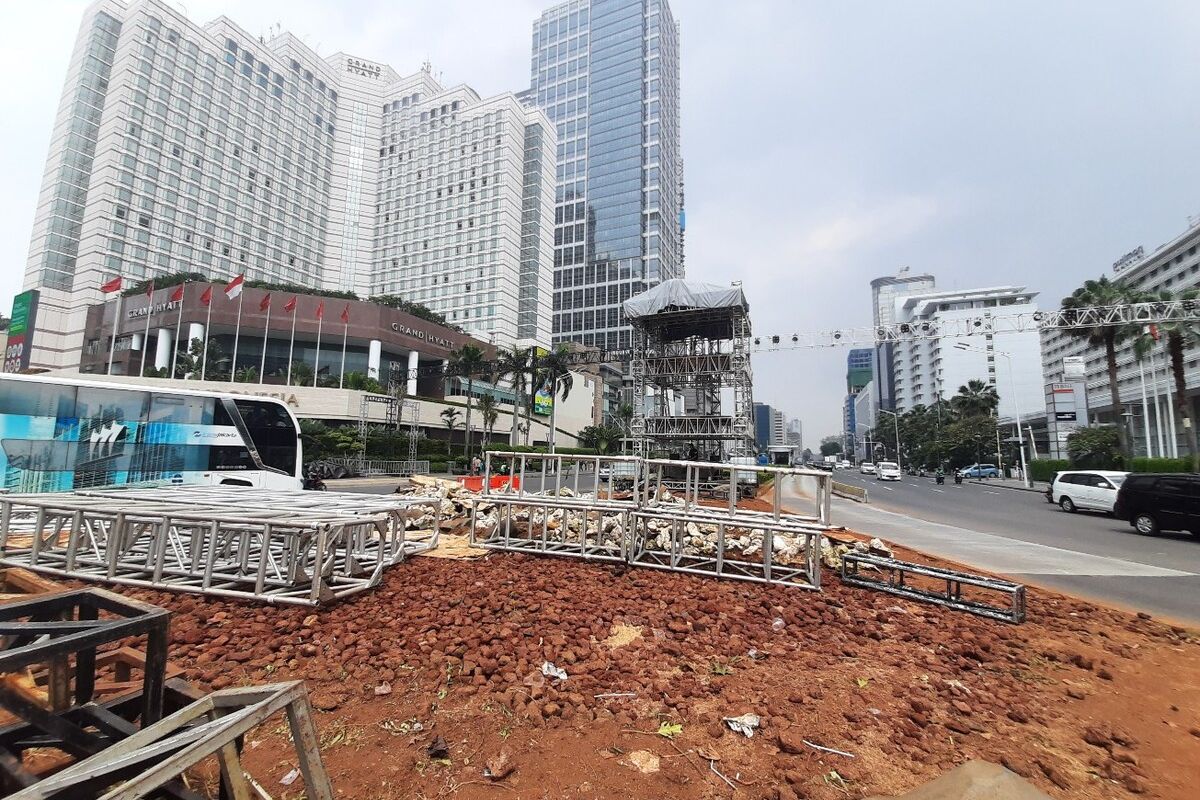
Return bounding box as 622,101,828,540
935,467,945,485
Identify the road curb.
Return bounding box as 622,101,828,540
968,479,1046,494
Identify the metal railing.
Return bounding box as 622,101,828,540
326,457,431,477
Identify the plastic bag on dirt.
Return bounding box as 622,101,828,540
722,713,761,737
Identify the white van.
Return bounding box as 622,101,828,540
1051,470,1129,513
876,462,901,481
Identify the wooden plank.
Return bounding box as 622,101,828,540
284,693,334,800
217,741,254,800
0,568,64,597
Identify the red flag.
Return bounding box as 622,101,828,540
260,293,272,312
169,283,185,303
315,301,325,321
340,304,350,324
100,276,122,293
145,279,155,299
283,295,298,313
200,285,213,306
1149,323,1160,342
224,274,245,299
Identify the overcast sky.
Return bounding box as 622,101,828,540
3,1,1199,443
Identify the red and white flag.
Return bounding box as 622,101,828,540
224,274,245,300
259,293,272,312
1148,323,1160,342
200,285,213,306
145,279,155,299
283,296,298,313
340,304,350,324
100,276,123,293
315,301,325,321
169,283,185,303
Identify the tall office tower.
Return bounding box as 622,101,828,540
869,272,936,413
529,0,684,352
20,0,555,371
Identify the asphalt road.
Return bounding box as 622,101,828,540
819,470,1200,624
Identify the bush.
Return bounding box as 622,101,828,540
1029,459,1069,483
1128,457,1194,473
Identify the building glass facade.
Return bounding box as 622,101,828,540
530,0,683,352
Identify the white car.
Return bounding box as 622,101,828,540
1051,470,1129,514
859,463,876,475
838,460,851,469
876,461,901,481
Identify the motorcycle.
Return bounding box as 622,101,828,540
954,473,963,485
935,473,945,485
302,463,328,491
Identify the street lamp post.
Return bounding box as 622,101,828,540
878,409,902,472
955,342,1029,488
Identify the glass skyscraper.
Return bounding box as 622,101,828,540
529,0,683,352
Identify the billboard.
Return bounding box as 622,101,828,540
1062,356,1085,381
3,290,39,373
533,381,554,416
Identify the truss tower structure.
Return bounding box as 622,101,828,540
625,280,755,458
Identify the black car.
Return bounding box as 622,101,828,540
1112,473,1200,536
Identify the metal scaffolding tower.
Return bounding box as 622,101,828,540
626,280,755,458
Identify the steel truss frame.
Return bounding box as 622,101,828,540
8,681,334,800
840,553,1027,623
0,489,441,606
755,300,1200,351
471,455,828,590
630,300,755,459
626,509,821,589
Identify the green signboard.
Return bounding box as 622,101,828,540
3,290,39,373
533,381,554,416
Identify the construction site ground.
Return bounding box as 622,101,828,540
120,498,1200,800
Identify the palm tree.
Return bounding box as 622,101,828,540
617,403,634,435
1132,289,1200,469
447,345,486,462
536,344,575,453
1061,276,1143,456
439,407,462,457
951,379,999,418
477,394,499,446
495,346,534,446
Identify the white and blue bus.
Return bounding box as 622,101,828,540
0,374,303,493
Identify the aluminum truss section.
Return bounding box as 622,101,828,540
8,681,334,800
0,490,439,606
471,453,644,563
641,459,833,529
840,553,1027,623
627,509,821,589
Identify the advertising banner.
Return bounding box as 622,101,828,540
3,290,39,373
533,381,554,416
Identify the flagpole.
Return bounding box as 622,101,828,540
286,302,297,387
201,290,212,381
230,290,244,383
339,316,348,388
314,312,323,387
138,288,153,377
259,298,271,382
171,286,185,379
107,292,123,375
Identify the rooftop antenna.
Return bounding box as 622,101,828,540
897,265,910,277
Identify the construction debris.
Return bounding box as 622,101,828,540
723,713,761,737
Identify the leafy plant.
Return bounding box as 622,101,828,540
1066,425,1122,468
656,721,683,739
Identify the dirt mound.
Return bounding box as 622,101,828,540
128,552,1200,800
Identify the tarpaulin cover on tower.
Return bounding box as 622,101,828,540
622,279,749,319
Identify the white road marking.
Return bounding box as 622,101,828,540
930,488,945,493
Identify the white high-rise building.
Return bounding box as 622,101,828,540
20,0,556,371
890,285,1044,421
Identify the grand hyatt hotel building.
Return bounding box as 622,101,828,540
19,0,556,373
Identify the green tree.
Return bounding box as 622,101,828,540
176,337,228,381
577,424,622,453
440,407,462,457
951,379,999,418
343,371,384,393
942,414,998,469
477,394,500,445
288,361,314,386
819,436,843,457
1066,425,1122,469
616,403,635,436
233,365,259,383
448,344,487,463
1061,276,1143,456
536,345,575,453
495,346,535,446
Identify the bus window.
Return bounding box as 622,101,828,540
232,399,298,475
0,382,76,418
148,393,216,424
